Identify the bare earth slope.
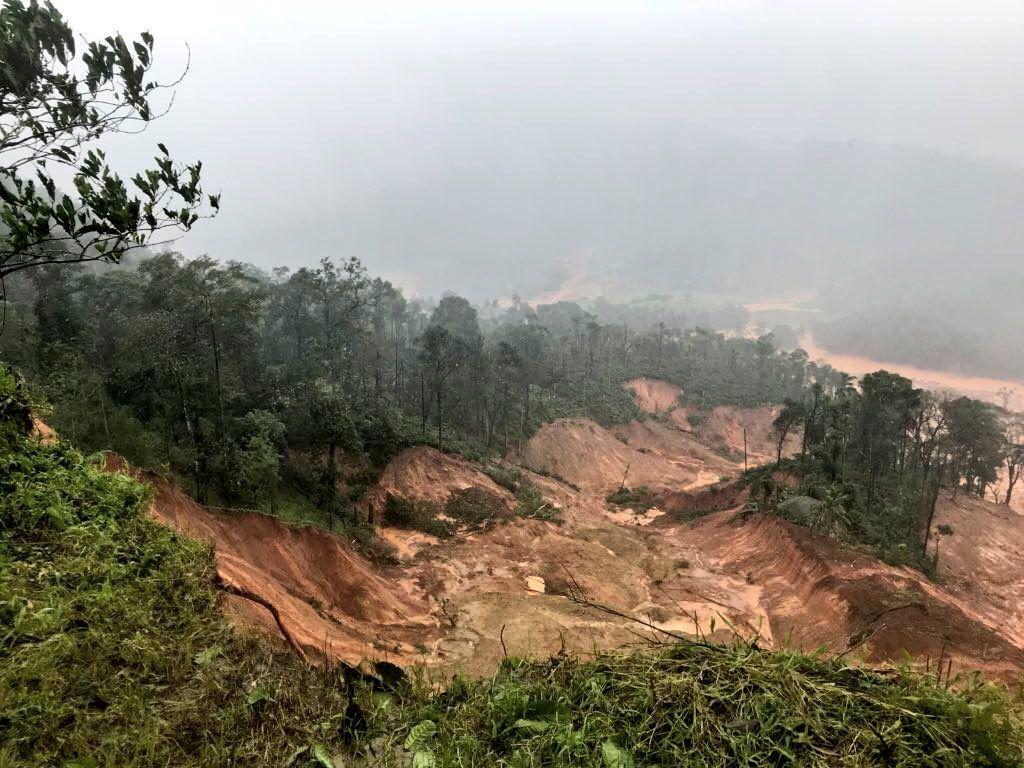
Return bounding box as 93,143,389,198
108,379,1024,683
102,456,437,665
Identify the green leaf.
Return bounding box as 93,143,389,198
602,740,635,768
193,645,221,665
246,688,273,706
404,719,437,750
311,743,334,767
412,751,436,768
513,719,551,733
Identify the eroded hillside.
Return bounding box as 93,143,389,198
110,378,1024,682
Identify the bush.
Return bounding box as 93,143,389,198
383,494,452,538
443,486,512,530
606,485,657,513
514,481,560,522
483,463,524,493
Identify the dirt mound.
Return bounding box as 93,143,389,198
612,419,738,486
623,377,799,463
365,445,515,521
516,417,697,492
624,377,682,413
672,404,795,463
99,409,1024,684
932,495,1024,651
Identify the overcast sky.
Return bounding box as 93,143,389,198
62,1,1024,295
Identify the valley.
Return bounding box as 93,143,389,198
105,378,1024,685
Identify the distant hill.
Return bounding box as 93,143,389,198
331,121,1024,301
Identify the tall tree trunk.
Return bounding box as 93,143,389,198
420,373,426,437
436,387,443,450
326,442,337,531
175,370,202,501
206,301,226,445
1005,463,1020,506
921,460,945,558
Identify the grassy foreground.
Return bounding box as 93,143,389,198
2,369,1023,767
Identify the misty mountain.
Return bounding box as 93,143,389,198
330,121,1024,300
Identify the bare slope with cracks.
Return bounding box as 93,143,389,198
110,379,1024,683
101,454,438,665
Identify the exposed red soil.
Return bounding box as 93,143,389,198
363,445,515,525
661,509,1024,680
94,380,1024,683
931,494,1024,652
624,377,800,464
101,455,436,666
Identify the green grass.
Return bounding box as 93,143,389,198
0,376,351,767
3,368,1024,767
361,645,1024,767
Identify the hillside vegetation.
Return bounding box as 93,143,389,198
2,371,1024,767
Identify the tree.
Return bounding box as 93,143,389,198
231,409,286,510
999,421,1024,505
0,0,217,282
418,324,464,449
772,398,804,465
941,396,1003,497
306,381,359,530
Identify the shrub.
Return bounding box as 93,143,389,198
483,463,524,493
444,486,512,530
0,390,352,766
514,481,560,522
606,485,657,513
383,494,452,538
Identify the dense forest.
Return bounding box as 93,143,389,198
3,248,1019,575
0,253,836,520
761,371,1015,569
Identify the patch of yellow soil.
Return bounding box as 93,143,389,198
514,417,697,492
29,416,56,445
624,377,683,413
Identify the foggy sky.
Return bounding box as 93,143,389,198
63,1,1024,298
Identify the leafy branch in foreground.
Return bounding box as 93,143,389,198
0,0,218,280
